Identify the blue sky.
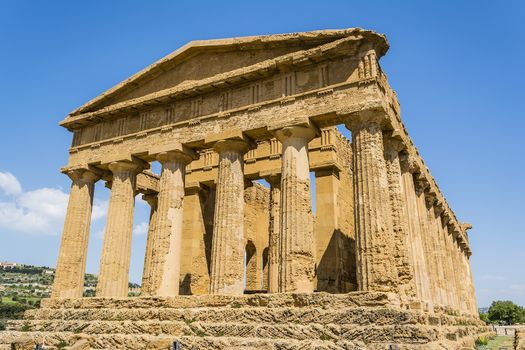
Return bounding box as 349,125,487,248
0,1,523,307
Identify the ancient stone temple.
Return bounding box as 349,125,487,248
0,28,489,349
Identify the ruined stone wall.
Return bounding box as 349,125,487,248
244,183,270,291
315,128,356,293
335,132,356,292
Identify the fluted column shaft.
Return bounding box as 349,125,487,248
209,139,249,295
97,161,141,297
275,126,316,293
464,252,478,315
437,216,456,309
349,119,399,292
451,233,468,313
52,169,98,299
444,224,460,311
384,140,417,304
146,151,192,296
140,194,158,295
400,166,433,311
267,176,281,293
414,183,440,308
426,201,448,308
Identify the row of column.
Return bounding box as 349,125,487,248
52,125,319,299
52,114,478,316
346,112,477,315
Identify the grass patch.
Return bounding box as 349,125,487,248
475,336,489,346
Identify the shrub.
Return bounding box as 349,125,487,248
475,336,488,346
487,300,525,325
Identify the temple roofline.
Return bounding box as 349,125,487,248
65,28,388,120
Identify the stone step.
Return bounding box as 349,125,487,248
39,292,397,310
0,329,487,350
24,306,430,326
5,319,458,343
0,330,455,350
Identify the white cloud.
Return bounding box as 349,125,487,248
133,222,149,236
0,172,22,195
510,284,525,292
91,199,109,221
480,274,505,281
0,173,107,236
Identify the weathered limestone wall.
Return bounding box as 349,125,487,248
179,182,269,295
179,186,215,295
315,128,356,293
244,183,270,291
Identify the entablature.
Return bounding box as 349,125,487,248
60,34,384,141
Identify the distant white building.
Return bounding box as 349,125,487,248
0,262,18,269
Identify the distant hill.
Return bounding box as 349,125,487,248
0,263,140,330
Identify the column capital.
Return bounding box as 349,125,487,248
460,222,473,232
399,153,419,174
344,110,389,132
62,166,102,184
273,125,316,143
414,178,430,196
424,191,438,208
433,202,445,216
383,134,406,160
156,150,194,165
141,193,158,207
442,211,451,224
213,139,251,154
149,141,197,165
108,159,146,174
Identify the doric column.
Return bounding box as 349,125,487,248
435,210,456,310
146,150,193,296
384,138,417,304
435,217,459,310
275,125,316,293
444,221,461,312
450,227,467,314
96,161,143,298
209,139,250,295
425,196,448,308
266,175,281,294
414,182,439,309
346,115,399,292
399,162,433,311
52,168,100,299
140,194,158,295
464,250,478,315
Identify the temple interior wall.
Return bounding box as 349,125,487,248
179,128,356,295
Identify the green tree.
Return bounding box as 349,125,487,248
487,300,525,325
479,311,489,324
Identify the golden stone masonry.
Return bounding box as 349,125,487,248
0,28,490,349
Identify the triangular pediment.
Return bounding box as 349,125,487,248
67,28,388,117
